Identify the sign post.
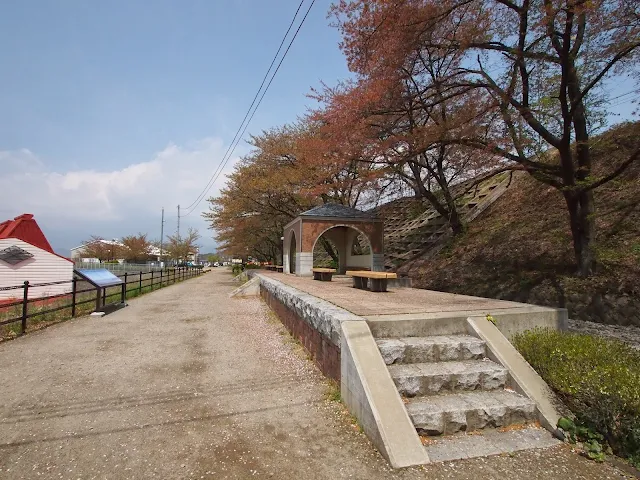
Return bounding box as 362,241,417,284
75,268,127,315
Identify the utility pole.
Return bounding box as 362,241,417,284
177,204,180,238
160,207,165,266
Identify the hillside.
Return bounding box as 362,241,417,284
389,121,640,326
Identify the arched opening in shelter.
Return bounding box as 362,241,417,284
313,237,339,269
312,225,373,275
289,231,297,274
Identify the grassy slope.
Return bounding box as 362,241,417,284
407,121,640,326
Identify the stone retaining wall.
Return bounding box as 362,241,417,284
258,274,362,381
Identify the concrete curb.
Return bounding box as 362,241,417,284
229,276,260,298
484,306,568,340
232,271,249,283
341,321,429,468
466,316,567,438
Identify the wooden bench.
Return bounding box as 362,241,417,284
346,270,398,292
312,268,336,282
275,266,284,273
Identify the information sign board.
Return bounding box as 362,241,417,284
75,269,124,288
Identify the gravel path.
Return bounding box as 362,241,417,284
568,319,640,349
0,270,631,479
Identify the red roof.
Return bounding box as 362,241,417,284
0,214,72,262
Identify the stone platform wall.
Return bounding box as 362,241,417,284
257,274,362,381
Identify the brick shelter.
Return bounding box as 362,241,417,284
282,204,384,276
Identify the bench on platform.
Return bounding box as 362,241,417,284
312,268,336,281
346,270,398,292
275,266,284,273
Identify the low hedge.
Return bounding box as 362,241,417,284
513,329,640,466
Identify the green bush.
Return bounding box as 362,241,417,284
513,329,640,465
231,264,244,275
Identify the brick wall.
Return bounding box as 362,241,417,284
261,286,341,381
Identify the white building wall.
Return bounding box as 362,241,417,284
345,253,372,269
297,252,314,277
0,239,74,300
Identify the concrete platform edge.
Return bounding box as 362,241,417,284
256,274,361,346
366,305,568,339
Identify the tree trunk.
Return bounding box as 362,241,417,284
321,238,339,264
448,208,465,236
564,191,596,277
440,178,464,236
409,161,464,236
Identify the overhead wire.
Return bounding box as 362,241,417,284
183,0,316,218
181,0,312,216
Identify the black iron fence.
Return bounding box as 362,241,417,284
0,267,204,337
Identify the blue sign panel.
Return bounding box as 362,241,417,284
75,269,124,288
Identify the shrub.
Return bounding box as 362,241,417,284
231,264,244,275
513,329,640,465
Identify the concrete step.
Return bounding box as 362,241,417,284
406,390,537,435
376,335,486,365
389,359,508,397
423,426,560,462
367,315,469,338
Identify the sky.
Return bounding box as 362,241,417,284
0,1,636,257
0,0,351,255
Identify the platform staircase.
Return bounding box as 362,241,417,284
372,319,559,461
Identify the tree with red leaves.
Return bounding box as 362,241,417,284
316,1,504,236
120,233,154,263
203,120,383,261
331,0,640,276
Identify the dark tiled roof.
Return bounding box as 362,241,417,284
299,204,377,219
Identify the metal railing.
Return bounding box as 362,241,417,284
74,262,165,273
0,267,204,337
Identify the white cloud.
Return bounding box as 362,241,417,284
0,138,240,252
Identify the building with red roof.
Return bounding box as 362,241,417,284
0,214,73,300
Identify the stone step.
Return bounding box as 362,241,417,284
376,335,486,365
423,426,560,462
389,360,508,396
406,390,537,435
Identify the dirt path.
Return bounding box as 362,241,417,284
0,270,631,479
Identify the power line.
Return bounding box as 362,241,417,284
605,90,636,107
183,0,316,218
608,90,635,102
181,0,307,214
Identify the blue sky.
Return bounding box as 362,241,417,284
0,0,350,254
0,1,636,256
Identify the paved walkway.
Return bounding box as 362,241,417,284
0,270,630,479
